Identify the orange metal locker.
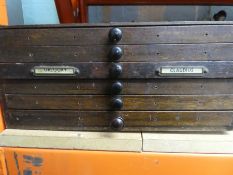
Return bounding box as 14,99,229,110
0,106,5,132
0,0,8,25
0,149,6,175
2,148,233,175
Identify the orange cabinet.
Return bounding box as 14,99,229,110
1,148,233,175
0,0,8,25
0,149,6,175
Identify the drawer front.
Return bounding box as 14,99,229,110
3,79,233,131
4,79,233,95
1,44,233,63
5,110,233,131
2,25,233,47
5,94,233,111
0,62,233,79
1,23,233,131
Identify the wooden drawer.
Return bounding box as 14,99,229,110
2,24,233,47
1,22,233,131
1,62,233,79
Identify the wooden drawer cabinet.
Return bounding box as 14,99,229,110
1,22,233,132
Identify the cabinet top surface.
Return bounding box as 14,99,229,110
2,21,233,29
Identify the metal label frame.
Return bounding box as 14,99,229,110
158,66,208,77
31,66,79,77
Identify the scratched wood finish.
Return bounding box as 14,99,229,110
5,94,233,110
2,25,233,46
2,61,233,79
5,110,233,131
1,43,233,62
4,79,233,95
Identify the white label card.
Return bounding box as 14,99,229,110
32,66,78,76
159,66,206,76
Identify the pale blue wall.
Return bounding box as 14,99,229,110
7,0,24,25
7,0,59,25
21,0,59,24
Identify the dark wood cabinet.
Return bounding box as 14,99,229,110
1,22,233,131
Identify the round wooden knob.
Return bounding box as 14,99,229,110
110,63,123,78
109,28,122,43
111,81,123,94
112,97,123,110
109,46,123,61
110,117,124,130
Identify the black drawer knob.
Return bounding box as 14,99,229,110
112,97,123,110
109,46,123,61
110,117,124,130
111,81,123,94
110,63,123,78
109,28,122,43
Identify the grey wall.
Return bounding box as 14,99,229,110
88,5,233,23
5,2,233,25
211,6,233,21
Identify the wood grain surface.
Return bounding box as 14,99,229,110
5,110,233,131
1,61,233,79
2,25,233,46
1,43,233,62
5,79,233,95
5,94,233,110
2,23,233,131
